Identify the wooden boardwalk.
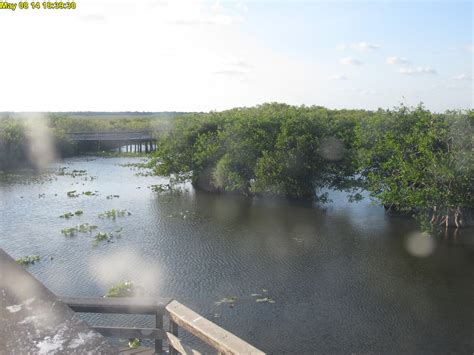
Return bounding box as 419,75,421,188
67,130,158,153
67,131,154,142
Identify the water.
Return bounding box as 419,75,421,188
1,157,473,353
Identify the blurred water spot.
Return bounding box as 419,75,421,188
22,114,57,171
320,137,344,161
405,232,435,257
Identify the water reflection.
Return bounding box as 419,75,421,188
0,157,473,353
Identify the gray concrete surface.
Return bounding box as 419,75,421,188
0,248,117,354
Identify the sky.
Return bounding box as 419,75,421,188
0,0,472,112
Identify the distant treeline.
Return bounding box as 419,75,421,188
0,113,177,169
152,103,473,229
0,112,190,117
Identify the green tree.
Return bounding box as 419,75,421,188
357,105,473,229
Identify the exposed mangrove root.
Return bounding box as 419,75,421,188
430,206,467,229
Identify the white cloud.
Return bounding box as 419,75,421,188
350,42,379,51
224,58,252,68
213,57,252,76
330,74,348,80
452,74,472,80
337,42,379,51
339,57,362,66
467,45,474,53
400,67,437,75
386,56,409,65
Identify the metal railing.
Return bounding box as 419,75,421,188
60,296,265,355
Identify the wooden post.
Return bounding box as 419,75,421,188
155,312,163,354
169,320,179,355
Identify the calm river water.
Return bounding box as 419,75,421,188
1,157,473,354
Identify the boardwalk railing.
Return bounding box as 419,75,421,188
60,296,265,355
67,131,154,141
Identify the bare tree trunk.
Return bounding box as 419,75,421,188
439,215,447,226
454,206,463,228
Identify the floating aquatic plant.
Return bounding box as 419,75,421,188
94,232,112,244
99,209,131,220
252,289,275,303
82,191,99,196
57,167,89,178
16,255,40,266
105,281,144,298
128,339,141,349
105,281,143,349
93,229,123,246
215,297,237,307
106,195,120,199
61,223,98,236
61,227,77,236
59,210,83,219
67,190,79,198
255,297,275,304
148,184,171,193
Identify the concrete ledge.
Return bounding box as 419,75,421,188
0,248,116,354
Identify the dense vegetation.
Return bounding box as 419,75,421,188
357,106,473,229
153,103,473,229
1,105,472,230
